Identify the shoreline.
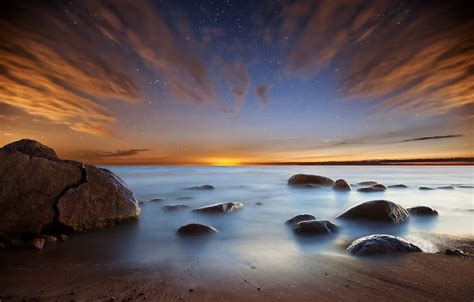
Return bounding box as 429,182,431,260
1,235,472,301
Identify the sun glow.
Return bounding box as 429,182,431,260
207,157,241,166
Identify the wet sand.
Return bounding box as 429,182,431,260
1,238,473,302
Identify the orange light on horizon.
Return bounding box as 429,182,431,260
205,157,242,166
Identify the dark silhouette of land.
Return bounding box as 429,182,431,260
254,157,474,166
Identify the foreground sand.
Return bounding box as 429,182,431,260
1,244,473,302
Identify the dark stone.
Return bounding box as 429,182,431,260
357,186,385,193
347,234,422,256
445,248,465,256
0,242,5,249
255,201,264,205
149,198,166,202
163,204,189,211
176,196,193,200
177,223,217,235
0,139,140,237
187,185,214,190
357,181,378,186
387,184,409,189
337,200,409,224
293,220,340,235
371,184,387,190
457,185,474,189
407,206,438,216
286,214,316,225
333,179,351,191
437,186,454,190
287,174,334,187
419,187,435,190
193,202,243,213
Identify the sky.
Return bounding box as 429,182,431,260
0,0,473,165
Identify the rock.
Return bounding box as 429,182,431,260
31,238,45,250
293,220,340,235
286,214,316,225
254,201,264,206
357,186,385,193
287,174,335,187
437,186,454,190
419,186,435,190
0,139,140,237
347,234,422,256
358,181,378,186
163,204,189,211
39,234,58,243
9,238,25,248
371,184,387,190
445,248,465,256
177,223,218,235
407,206,438,216
0,242,5,249
333,179,351,191
457,185,474,189
176,196,193,200
149,198,165,202
387,184,409,189
337,200,409,223
193,202,244,213
57,165,140,232
187,185,214,190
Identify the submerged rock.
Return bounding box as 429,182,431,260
254,201,265,206
419,187,435,190
337,200,409,224
347,234,422,256
293,220,340,235
457,185,474,189
176,196,193,200
372,184,387,190
357,186,385,193
163,204,189,211
287,174,334,187
0,139,140,237
387,184,409,189
437,186,454,190
187,185,214,190
333,179,351,191
193,202,244,213
177,223,218,235
286,214,316,225
407,206,438,216
149,198,166,202
358,181,378,186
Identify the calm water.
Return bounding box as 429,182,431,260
2,166,473,270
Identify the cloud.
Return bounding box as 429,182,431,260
75,149,150,160
401,135,463,143
255,85,271,105
220,60,250,113
0,1,216,136
282,0,474,117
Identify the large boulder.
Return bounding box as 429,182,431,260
333,179,351,191
288,174,334,187
193,202,243,213
0,139,140,237
347,234,422,256
293,220,340,235
337,200,409,224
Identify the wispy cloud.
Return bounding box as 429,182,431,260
0,1,217,136
255,85,271,105
401,135,463,143
282,0,474,117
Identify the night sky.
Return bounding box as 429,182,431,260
1,0,473,165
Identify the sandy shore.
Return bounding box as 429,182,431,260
1,237,473,302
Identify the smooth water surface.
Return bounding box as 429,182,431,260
3,166,473,270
